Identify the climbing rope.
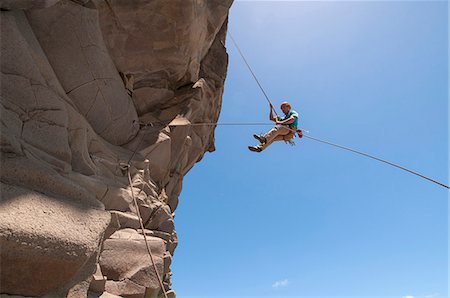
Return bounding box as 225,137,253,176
302,135,449,189
230,32,449,189
107,29,443,298
149,120,448,189
141,120,306,130
119,126,169,296
229,33,274,109
122,163,169,298
120,118,447,297
126,123,153,165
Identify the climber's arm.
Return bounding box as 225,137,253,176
269,103,276,122
276,115,296,125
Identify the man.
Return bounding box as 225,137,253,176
248,101,299,152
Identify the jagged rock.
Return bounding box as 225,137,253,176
92,0,231,93
138,229,171,243
87,292,122,298
26,0,139,145
167,232,179,256
0,183,110,296
109,211,141,229
1,0,232,296
89,265,107,294
99,230,166,298
0,0,61,10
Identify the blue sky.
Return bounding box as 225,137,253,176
172,1,448,297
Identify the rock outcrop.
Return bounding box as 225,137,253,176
0,1,232,297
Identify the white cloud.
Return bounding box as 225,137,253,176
402,293,440,298
272,279,289,288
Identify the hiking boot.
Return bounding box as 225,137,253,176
253,134,266,144
248,146,262,152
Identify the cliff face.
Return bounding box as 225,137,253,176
0,1,232,297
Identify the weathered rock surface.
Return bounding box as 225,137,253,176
0,183,110,297
0,0,232,297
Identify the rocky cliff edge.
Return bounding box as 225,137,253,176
0,1,233,297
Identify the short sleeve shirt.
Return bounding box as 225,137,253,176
280,110,299,129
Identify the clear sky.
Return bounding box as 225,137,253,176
171,1,448,297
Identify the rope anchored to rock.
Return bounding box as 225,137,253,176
227,32,448,189
135,120,449,189
119,162,169,298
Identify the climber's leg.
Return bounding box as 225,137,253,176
249,126,294,152
253,134,266,143
264,125,291,142
282,132,295,141
257,125,292,151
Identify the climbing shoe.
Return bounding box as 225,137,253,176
253,134,266,144
248,146,262,152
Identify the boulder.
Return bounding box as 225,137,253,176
0,183,110,296
99,229,166,297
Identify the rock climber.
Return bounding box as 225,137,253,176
248,101,299,152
